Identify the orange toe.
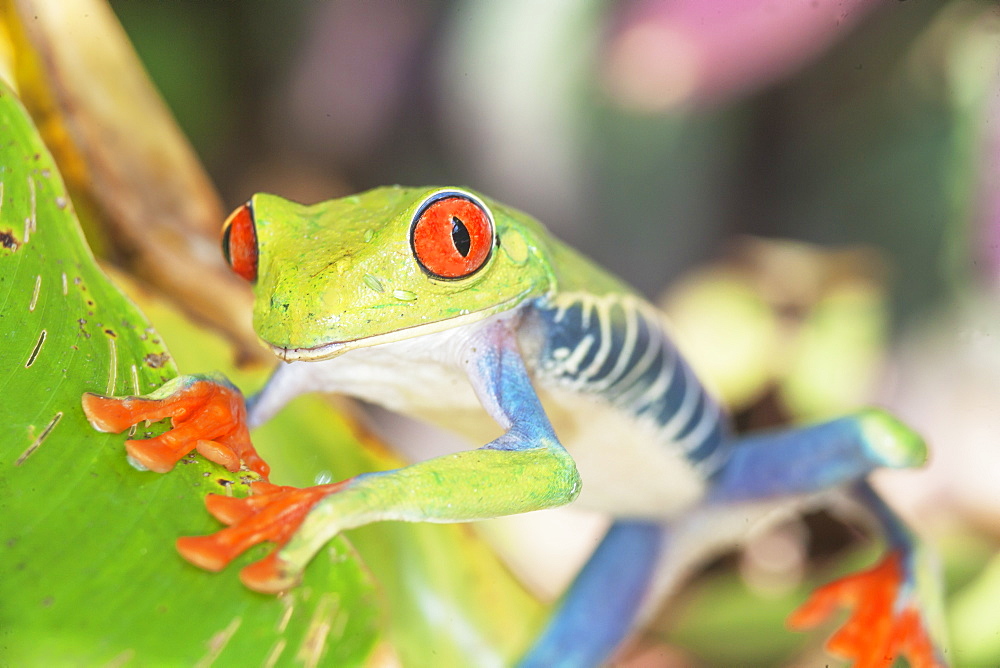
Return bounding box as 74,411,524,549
125,437,190,473
81,377,271,479
176,535,233,572
203,494,258,525
196,439,241,472
240,552,300,594
177,482,347,591
82,393,161,433
789,552,943,668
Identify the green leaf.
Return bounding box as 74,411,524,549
0,78,378,666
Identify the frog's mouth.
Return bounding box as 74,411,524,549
266,292,531,363
270,340,348,363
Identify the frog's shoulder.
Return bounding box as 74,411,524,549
486,198,635,301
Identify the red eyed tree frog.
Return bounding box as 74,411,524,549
82,187,945,667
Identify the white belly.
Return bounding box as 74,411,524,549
256,325,707,519
537,387,707,517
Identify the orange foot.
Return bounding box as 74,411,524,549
788,551,943,668
176,481,345,593
82,374,269,479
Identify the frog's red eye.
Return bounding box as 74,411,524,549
221,202,258,283
411,194,494,279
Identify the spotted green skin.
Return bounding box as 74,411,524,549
249,187,629,357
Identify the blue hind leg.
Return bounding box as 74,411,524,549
517,520,666,668
519,408,941,668
706,408,926,503
708,410,946,666
785,479,948,666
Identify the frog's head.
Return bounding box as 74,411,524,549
222,186,555,361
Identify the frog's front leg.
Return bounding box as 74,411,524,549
82,373,269,479
176,319,582,593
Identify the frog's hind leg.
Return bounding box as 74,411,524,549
787,480,947,668
517,520,667,668
520,409,946,668
708,410,947,668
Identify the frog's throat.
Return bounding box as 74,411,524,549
267,291,533,363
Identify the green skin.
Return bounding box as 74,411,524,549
246,185,927,577
249,188,629,359
244,188,940,667
246,186,602,583
88,185,942,666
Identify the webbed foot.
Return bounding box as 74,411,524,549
176,481,344,593
82,374,269,479
788,551,945,668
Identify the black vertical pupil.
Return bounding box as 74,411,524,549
451,216,471,257
221,224,233,266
